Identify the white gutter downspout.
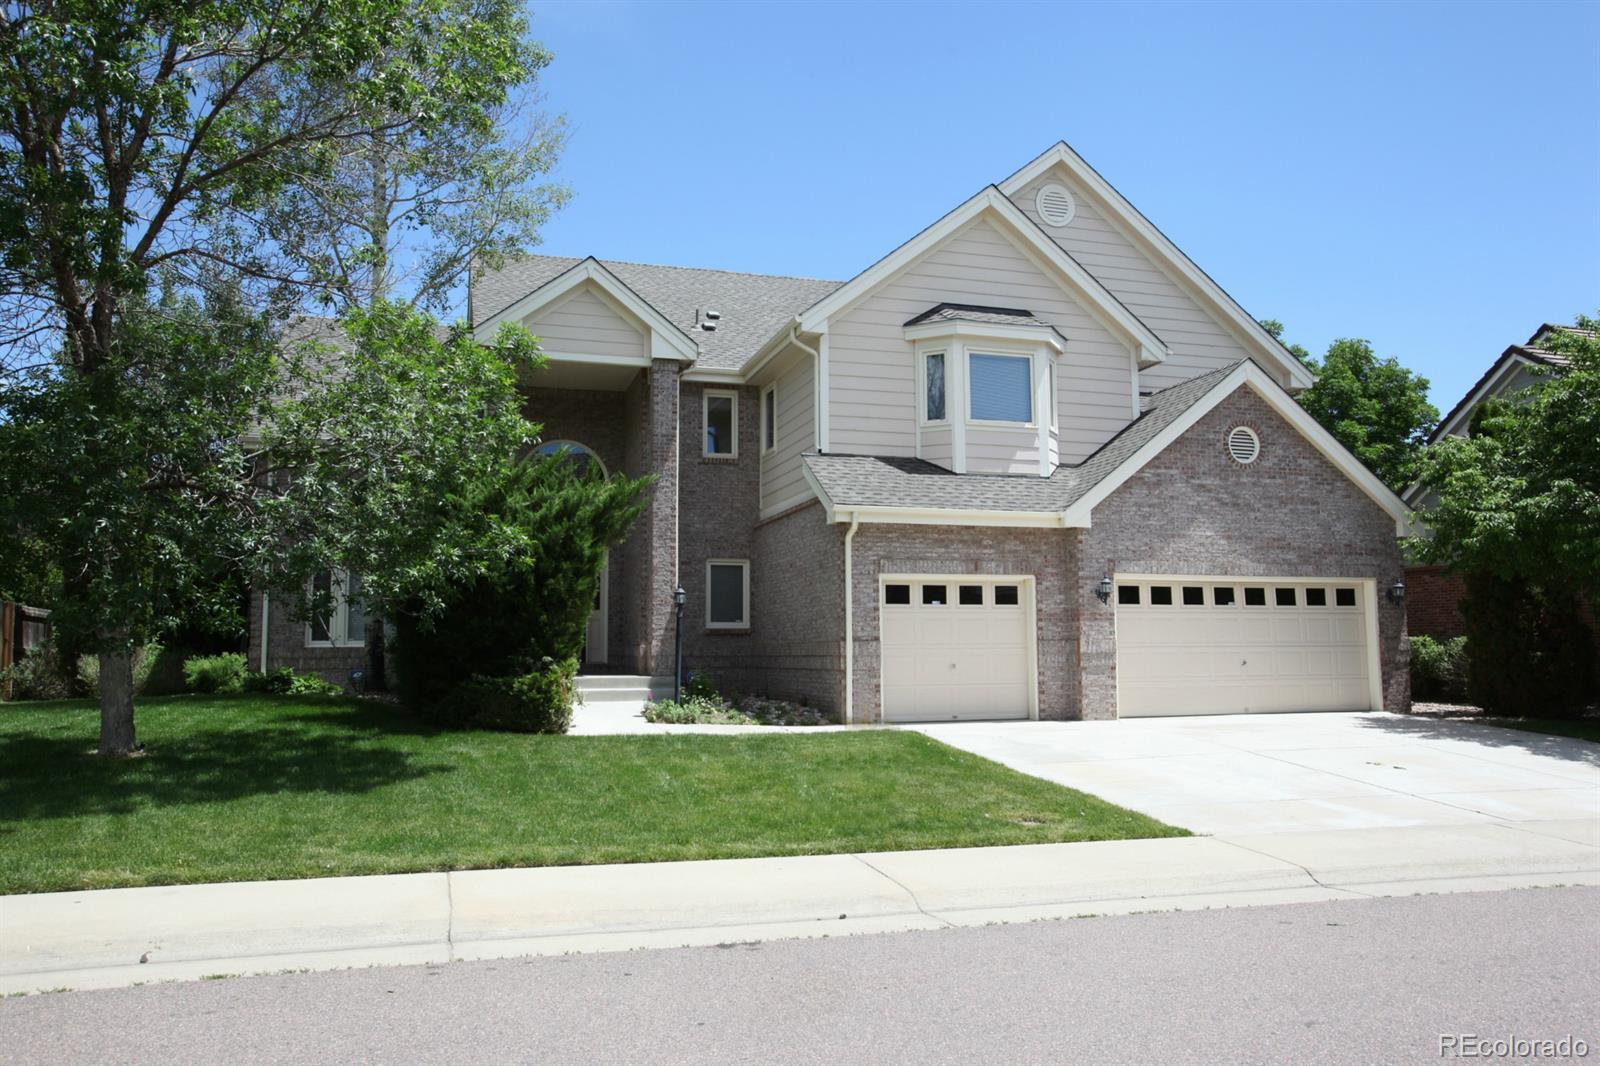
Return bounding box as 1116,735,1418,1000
842,512,860,725
259,591,270,672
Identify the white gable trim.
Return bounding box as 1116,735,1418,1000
1000,143,1316,391
1061,361,1414,535
795,187,1169,366
471,257,698,363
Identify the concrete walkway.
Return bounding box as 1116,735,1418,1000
5,821,1598,995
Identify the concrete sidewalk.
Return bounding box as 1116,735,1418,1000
5,820,1597,995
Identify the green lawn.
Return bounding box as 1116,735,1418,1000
1479,717,1600,744
0,695,1186,895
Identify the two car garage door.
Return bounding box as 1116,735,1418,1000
877,574,1378,721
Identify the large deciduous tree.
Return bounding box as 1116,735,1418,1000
1414,316,1600,717
0,0,556,753
1259,321,1438,490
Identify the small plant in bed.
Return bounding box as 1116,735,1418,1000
642,688,833,727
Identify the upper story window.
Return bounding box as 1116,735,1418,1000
704,389,738,458
924,352,946,422
761,384,777,454
969,352,1033,424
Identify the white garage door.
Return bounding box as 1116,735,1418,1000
1116,578,1375,717
880,577,1035,722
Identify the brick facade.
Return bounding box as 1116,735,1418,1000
245,589,367,686
1403,565,1467,640
1078,388,1409,716
847,524,1079,723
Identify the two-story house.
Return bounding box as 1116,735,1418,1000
251,141,1414,722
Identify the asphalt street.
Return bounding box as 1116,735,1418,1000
3,886,1596,1065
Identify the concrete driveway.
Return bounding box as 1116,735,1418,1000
911,712,1600,835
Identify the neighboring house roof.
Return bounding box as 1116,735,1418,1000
803,359,1413,534
1426,323,1583,446
470,254,842,371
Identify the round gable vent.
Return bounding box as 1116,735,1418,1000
1035,183,1076,228
1227,426,1260,465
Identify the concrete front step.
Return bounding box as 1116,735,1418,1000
576,675,675,703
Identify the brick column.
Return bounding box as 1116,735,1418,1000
642,358,680,675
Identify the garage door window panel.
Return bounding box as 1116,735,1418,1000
1244,587,1267,607
958,585,984,606
884,584,911,605
1149,585,1173,606
1306,587,1327,607
1275,588,1297,607
1336,587,1357,607
1213,587,1236,606
921,584,948,606
994,585,1019,606
1118,585,1140,605
1181,586,1204,606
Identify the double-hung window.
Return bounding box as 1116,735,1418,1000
704,390,738,457
308,569,367,647
968,352,1033,423
706,559,750,629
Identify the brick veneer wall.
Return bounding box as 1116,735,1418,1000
1403,565,1467,640
638,359,681,675
245,589,366,686
1078,386,1410,717
675,380,762,689
847,524,1079,723
747,501,845,714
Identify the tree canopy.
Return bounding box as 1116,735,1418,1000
1260,322,1438,490
1414,316,1600,596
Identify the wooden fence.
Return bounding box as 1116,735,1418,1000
0,602,51,700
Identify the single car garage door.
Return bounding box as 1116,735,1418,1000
1115,577,1376,717
880,576,1035,722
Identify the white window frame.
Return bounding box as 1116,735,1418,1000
306,568,366,648
760,383,777,455
705,558,751,630
702,389,739,458
966,347,1037,427
917,349,949,427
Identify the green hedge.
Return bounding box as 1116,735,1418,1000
427,657,576,734
1409,635,1468,703
183,652,247,694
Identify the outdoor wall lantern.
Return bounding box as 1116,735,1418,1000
672,585,687,701
1387,580,1407,605
1095,575,1113,604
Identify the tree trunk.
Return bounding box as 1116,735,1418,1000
97,647,140,756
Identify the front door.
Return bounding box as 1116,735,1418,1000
583,555,609,666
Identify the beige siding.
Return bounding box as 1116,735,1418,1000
967,426,1040,475
828,217,1136,463
760,353,817,513
1009,169,1288,392
920,424,952,469
524,285,646,359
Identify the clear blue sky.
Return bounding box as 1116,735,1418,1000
526,0,1598,413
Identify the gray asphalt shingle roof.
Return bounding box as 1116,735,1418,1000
803,361,1243,514
470,255,843,371
904,303,1050,329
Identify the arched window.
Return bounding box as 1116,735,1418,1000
532,439,607,478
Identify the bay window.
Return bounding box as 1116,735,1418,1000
968,352,1034,423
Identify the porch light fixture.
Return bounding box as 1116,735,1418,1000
1095,575,1113,604
672,585,687,701
1387,581,1406,606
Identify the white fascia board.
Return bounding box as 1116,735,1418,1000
472,258,699,363
903,318,1065,354
1431,352,1534,441
1062,361,1415,535
681,367,745,385
832,506,1076,529
998,142,1315,391
542,350,650,369
796,187,1168,362
800,460,838,523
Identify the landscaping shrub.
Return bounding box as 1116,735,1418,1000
184,652,247,694
1409,635,1468,703
683,670,720,701
391,454,648,727
1461,572,1598,718
429,657,576,733
642,694,747,725
0,646,73,701
737,694,834,726
242,666,343,697
75,643,163,698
